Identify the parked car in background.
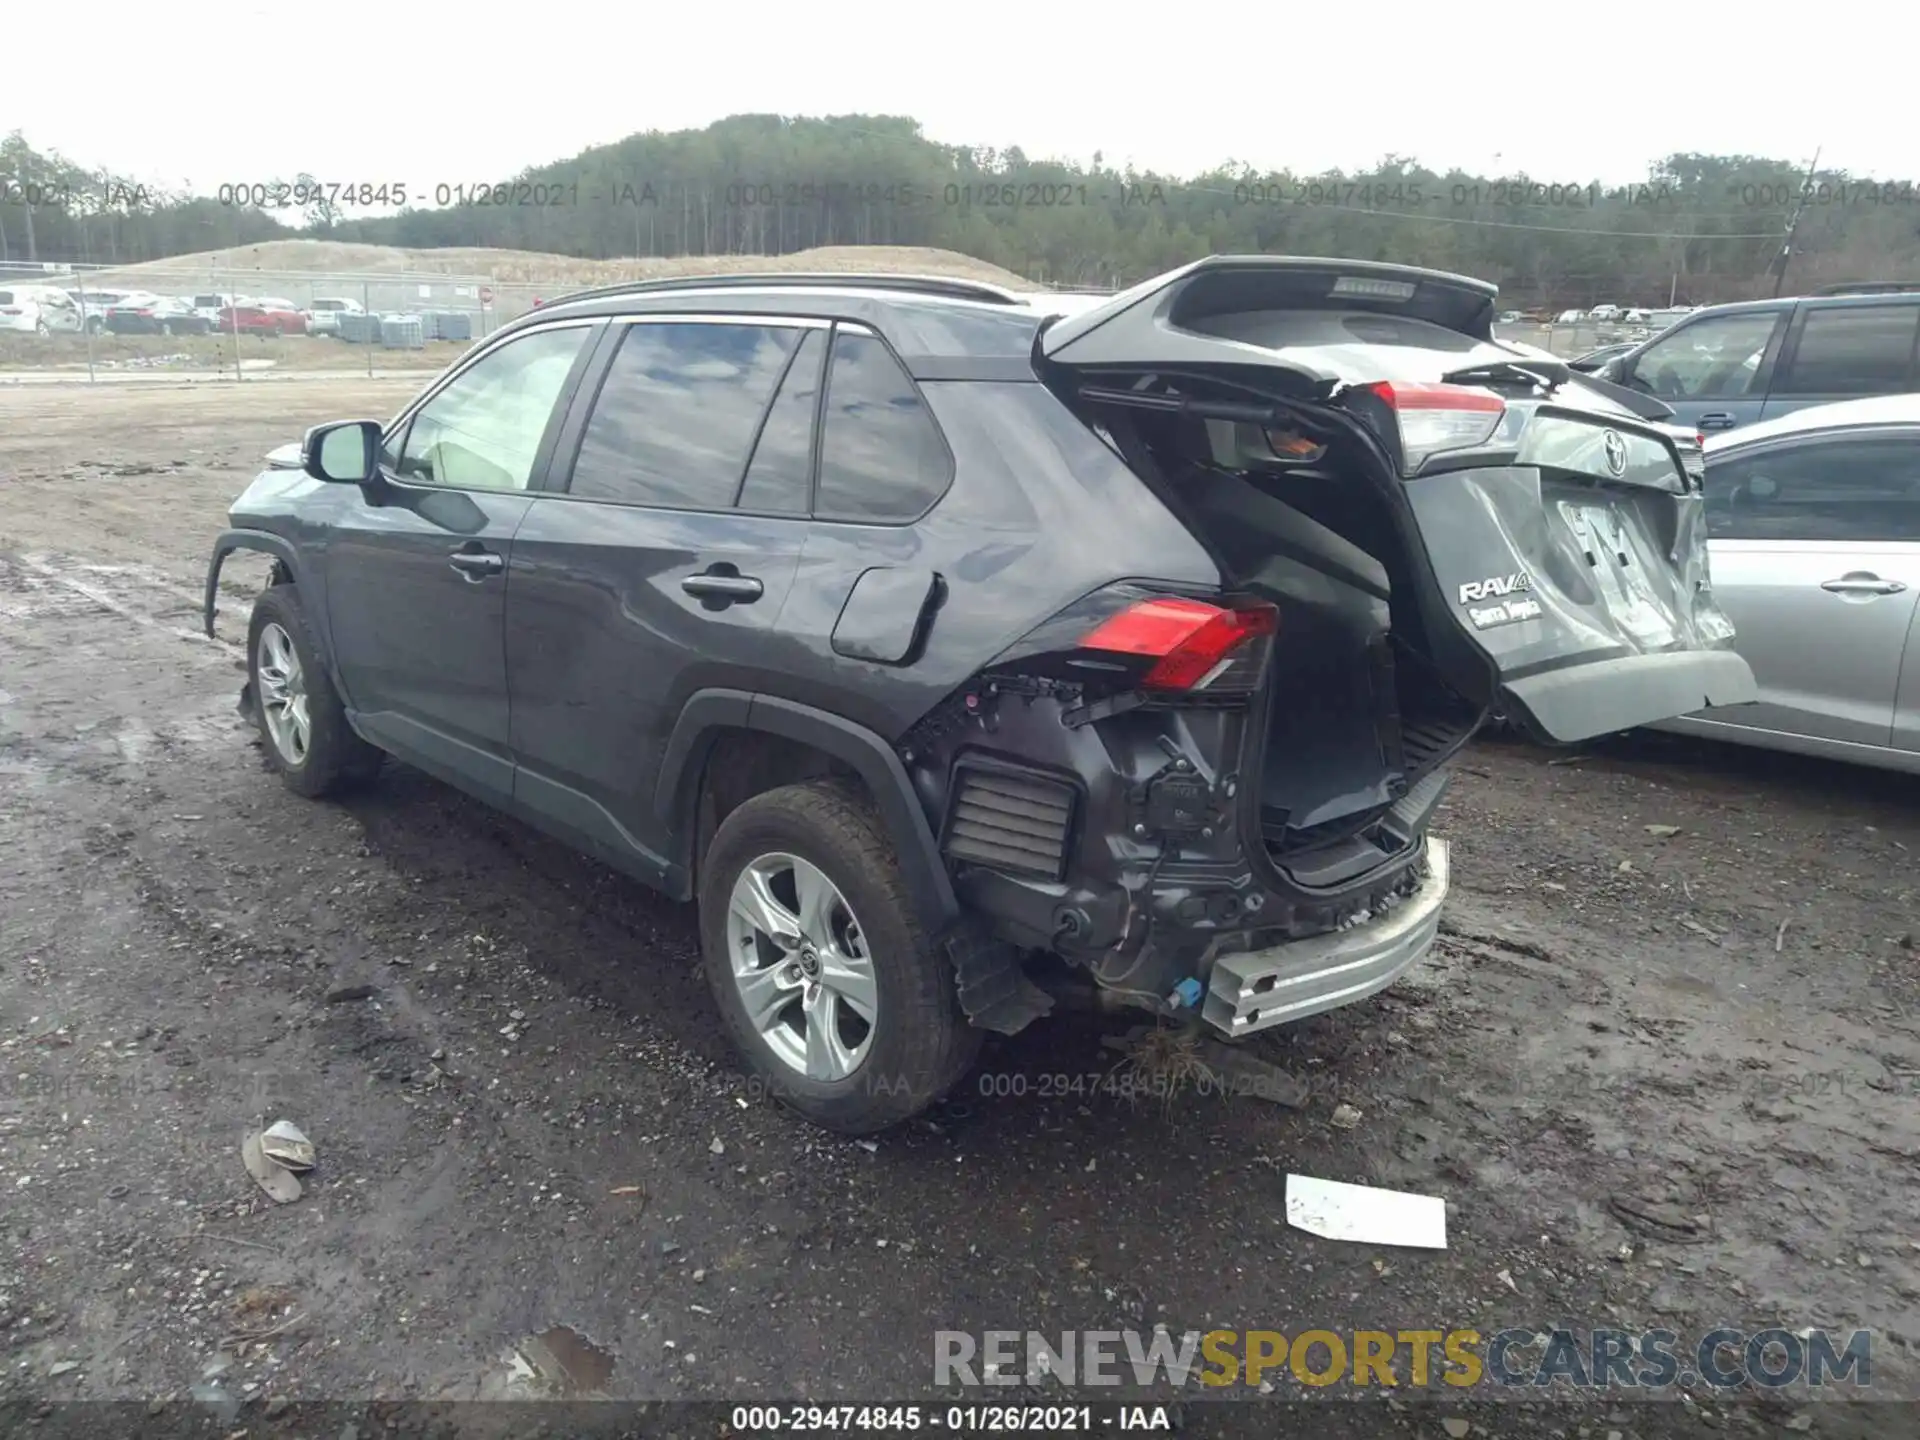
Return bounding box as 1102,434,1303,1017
94,291,163,330
1597,290,1920,436
1498,310,1523,324
105,295,216,336
68,289,135,334
1554,309,1585,324
192,293,235,327
220,298,309,336
0,284,85,334
307,297,366,336
1589,304,1623,321
201,258,1754,1132
1649,394,1920,772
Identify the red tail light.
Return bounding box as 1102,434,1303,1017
1081,597,1278,692
1364,381,1506,472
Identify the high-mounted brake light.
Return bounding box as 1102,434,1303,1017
1081,597,1278,692
1366,380,1507,472
1332,275,1417,301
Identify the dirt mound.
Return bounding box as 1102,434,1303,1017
89,240,1036,290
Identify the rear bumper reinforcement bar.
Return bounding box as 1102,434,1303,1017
1202,838,1449,1038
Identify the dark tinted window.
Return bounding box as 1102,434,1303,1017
1775,305,1920,397
1706,433,1920,541
569,322,797,510
736,329,824,514
814,331,951,523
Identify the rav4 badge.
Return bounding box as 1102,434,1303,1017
1458,572,1532,605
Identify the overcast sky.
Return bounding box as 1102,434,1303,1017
6,1,1900,199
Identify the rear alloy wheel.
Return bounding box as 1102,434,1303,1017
726,853,879,1082
34,320,49,337
699,781,980,1133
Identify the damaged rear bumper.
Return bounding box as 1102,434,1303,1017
1202,838,1449,1038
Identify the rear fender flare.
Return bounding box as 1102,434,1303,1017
657,691,961,930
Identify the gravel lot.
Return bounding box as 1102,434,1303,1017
1,381,1916,1436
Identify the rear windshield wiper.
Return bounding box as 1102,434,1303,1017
1443,358,1571,392
1446,357,1676,424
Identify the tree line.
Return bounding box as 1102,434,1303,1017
5,117,1919,306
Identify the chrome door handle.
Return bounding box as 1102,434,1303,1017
681,573,764,602
1821,576,1906,596
448,549,504,579
1698,412,1737,430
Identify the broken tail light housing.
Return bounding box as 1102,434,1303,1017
1081,596,1278,693
1364,381,1506,473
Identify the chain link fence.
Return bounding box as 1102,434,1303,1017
0,263,527,381
5,259,1674,380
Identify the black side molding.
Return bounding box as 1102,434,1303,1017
203,528,303,637
655,690,961,929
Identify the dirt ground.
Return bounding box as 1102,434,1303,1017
1,381,1917,1436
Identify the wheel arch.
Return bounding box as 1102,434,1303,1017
658,690,961,930
204,528,311,640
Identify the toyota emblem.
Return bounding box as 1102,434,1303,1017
1602,430,1628,477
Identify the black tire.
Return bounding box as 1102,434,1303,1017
246,584,383,799
698,779,981,1134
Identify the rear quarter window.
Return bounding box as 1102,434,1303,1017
813,330,953,524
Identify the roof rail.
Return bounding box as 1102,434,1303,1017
1811,281,1920,297
542,272,1029,308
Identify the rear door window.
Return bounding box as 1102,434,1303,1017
566,321,799,511
1626,311,1782,400
735,329,825,514
1774,305,1920,397
1706,433,1920,541
813,329,952,523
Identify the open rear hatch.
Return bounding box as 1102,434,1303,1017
1039,255,1756,763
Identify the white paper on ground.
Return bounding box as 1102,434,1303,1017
1285,1174,1447,1249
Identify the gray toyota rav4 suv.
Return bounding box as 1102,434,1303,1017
203,256,1756,1132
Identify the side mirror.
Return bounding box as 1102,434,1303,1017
303,420,383,485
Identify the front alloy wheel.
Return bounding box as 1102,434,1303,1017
725,853,878,1082
254,621,310,766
